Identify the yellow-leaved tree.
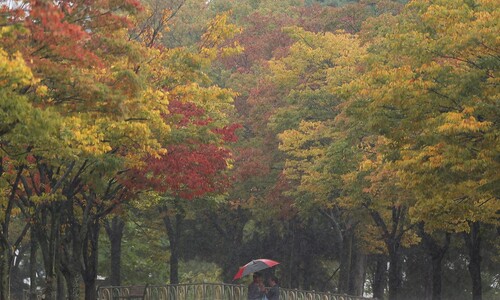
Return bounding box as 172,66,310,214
345,0,499,299
0,1,174,299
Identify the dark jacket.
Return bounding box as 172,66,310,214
248,282,264,300
266,285,279,300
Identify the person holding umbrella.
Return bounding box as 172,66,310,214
265,276,279,300
233,259,280,280
248,272,265,300
233,259,280,300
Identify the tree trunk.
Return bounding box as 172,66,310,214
63,272,81,300
56,271,65,300
166,220,180,285
160,205,184,285
0,245,11,300
387,244,402,300
372,255,386,300
44,273,57,300
418,224,451,300
430,255,443,300
318,208,357,294
104,217,124,286
84,280,97,300
60,253,81,300
338,231,352,294
301,238,314,290
29,230,38,300
11,246,27,300
369,207,405,300
209,206,247,283
39,232,58,300
0,162,24,300
463,222,482,300
288,220,297,289
60,212,83,300
348,241,366,296
83,220,100,300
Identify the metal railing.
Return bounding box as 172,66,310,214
97,284,374,300
279,287,370,300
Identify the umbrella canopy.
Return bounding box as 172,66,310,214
233,259,280,280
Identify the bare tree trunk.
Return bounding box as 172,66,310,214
37,206,61,300
63,272,81,300
338,231,352,293
104,217,124,286
0,166,24,300
369,207,406,300
372,255,386,300
56,271,65,300
44,272,57,300
160,204,184,285
348,241,366,296
83,220,100,300
318,208,357,294
84,280,97,300
419,227,450,300
11,246,27,300
430,255,443,300
463,222,482,300
208,206,247,283
0,244,11,300
387,243,402,300
60,215,83,300
288,220,298,289
29,230,38,300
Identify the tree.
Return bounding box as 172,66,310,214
126,7,241,284
1,1,172,299
347,0,500,298
0,40,51,300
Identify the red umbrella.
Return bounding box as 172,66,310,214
233,259,280,280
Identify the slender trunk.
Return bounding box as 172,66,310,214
387,244,402,300
372,255,386,300
288,220,296,288
160,205,184,285
60,255,81,300
221,241,242,282
430,255,443,300
348,240,366,296
301,240,313,290
463,222,482,300
0,244,11,300
418,225,451,300
104,217,124,286
167,222,179,285
369,207,406,300
38,209,60,300
84,280,97,300
110,237,122,285
29,230,38,300
318,208,353,294
63,272,81,300
83,220,100,300
44,273,57,300
56,271,65,300
210,206,247,283
338,231,352,294
11,247,26,300
0,162,23,300
60,222,82,300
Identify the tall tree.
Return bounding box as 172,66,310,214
348,0,500,298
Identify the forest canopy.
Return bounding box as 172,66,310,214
0,0,498,300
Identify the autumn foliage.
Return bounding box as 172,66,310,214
1,0,499,300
